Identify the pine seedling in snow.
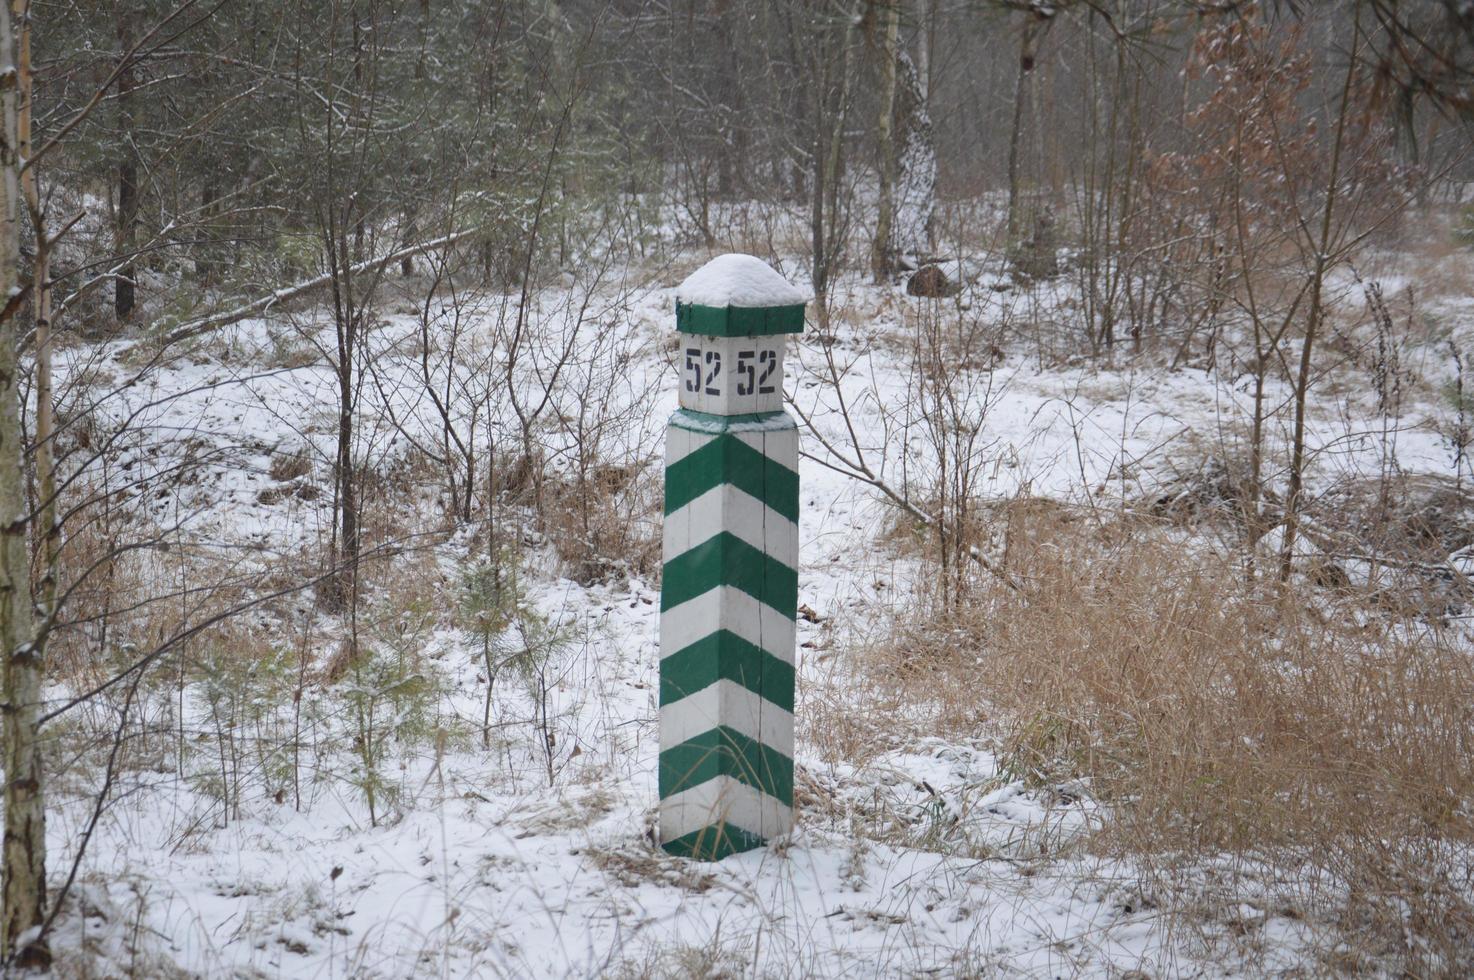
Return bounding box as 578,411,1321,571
459,552,567,758
340,645,440,828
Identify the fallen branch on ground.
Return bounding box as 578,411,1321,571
162,227,483,345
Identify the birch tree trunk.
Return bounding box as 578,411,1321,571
0,1,48,965
891,45,935,261
17,0,55,632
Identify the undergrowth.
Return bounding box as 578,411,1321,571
845,500,1474,975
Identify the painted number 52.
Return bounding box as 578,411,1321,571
735,349,778,396
686,348,721,395
688,346,775,398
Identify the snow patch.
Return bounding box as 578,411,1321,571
673,409,798,434
676,254,810,308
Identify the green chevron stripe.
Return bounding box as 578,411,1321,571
658,726,794,805
659,630,795,712
675,302,805,337
662,822,767,861
664,434,799,524
660,532,797,619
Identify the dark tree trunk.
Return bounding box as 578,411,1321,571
115,4,139,322
1006,12,1053,244
196,181,218,282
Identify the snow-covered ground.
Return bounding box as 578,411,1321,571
31,225,1474,977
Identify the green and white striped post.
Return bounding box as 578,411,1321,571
659,254,805,860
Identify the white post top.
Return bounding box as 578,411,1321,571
676,254,810,309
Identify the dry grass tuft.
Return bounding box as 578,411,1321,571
853,501,1474,973
268,448,313,483
546,460,661,585
584,840,718,895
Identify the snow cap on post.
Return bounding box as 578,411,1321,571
675,254,808,336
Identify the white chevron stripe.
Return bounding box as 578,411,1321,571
660,774,793,844
659,679,796,757
663,484,799,571
664,424,713,469
733,426,798,463
666,419,799,468
660,586,796,666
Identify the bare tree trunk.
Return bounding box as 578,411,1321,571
916,0,933,108
400,214,417,276
1279,15,1360,584
891,45,935,261
196,180,217,282
809,84,826,304
324,220,361,614
1006,13,1047,243
17,0,55,628
811,15,853,320
869,0,899,282
0,2,47,966
114,2,139,322
1041,17,1061,202
307,0,385,617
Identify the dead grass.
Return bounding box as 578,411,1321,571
852,501,1474,974
545,460,662,585
584,840,718,895
268,448,313,483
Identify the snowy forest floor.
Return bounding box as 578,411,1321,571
26,209,1474,978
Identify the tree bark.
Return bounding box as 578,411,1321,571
19,0,56,627
196,180,217,282
0,1,48,966
891,45,935,261
811,16,853,316
869,0,899,282
323,212,361,615
1006,13,1047,243
114,2,139,322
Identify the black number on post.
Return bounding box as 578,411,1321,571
703,350,722,395
757,349,778,394
736,350,755,396
685,348,701,393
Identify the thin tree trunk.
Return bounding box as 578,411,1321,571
0,1,48,965
812,18,853,320
17,0,55,626
1279,14,1360,583
1006,15,1046,243
810,84,825,308
197,180,218,282
326,230,360,614
400,214,417,276
916,0,933,109
869,0,899,282
114,3,139,322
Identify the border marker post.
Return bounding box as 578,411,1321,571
659,254,806,860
